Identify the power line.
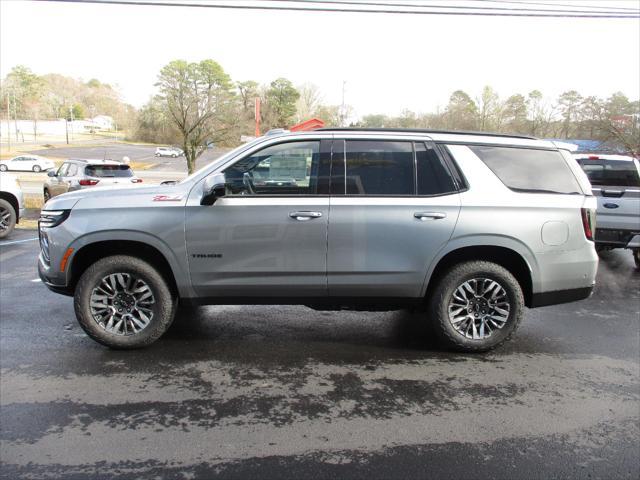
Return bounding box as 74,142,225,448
34,0,640,17
285,0,640,15
471,0,640,12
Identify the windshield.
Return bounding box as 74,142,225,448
85,165,133,178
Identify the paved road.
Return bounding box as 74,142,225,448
1,230,639,479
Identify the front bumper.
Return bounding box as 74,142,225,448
38,255,73,296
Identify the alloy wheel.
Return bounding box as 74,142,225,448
0,206,12,231
448,277,511,340
89,273,156,336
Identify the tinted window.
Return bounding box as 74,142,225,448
345,141,414,195
416,143,456,195
578,159,640,187
469,146,581,194
224,141,319,195
85,165,133,178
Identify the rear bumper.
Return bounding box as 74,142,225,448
595,228,640,248
530,286,594,308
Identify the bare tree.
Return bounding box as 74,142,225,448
156,59,235,173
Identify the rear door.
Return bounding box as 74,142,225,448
327,138,461,299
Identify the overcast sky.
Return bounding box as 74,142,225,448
1,0,639,118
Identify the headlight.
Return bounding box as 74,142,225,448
38,210,71,229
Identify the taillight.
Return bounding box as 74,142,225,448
79,179,99,186
131,178,143,183
581,208,595,241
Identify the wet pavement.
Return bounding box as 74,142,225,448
1,230,639,479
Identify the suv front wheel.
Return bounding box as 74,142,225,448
428,261,524,352
74,255,177,349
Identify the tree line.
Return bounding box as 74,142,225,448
0,65,135,139
2,62,638,172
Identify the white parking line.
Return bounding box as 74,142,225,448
31,278,41,283
0,237,39,246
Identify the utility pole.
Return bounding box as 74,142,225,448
5,93,11,151
69,106,74,142
65,106,69,145
11,91,18,142
340,80,346,127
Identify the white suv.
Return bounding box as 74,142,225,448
155,147,183,158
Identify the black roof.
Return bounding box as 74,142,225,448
315,127,537,140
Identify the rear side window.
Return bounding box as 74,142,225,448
66,164,78,176
345,141,414,195
416,143,456,195
85,165,133,178
469,146,581,194
577,159,640,187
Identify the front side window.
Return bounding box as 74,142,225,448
57,163,69,176
66,164,78,176
224,141,320,195
469,145,581,194
345,141,414,195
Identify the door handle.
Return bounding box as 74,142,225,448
414,212,447,220
289,211,323,221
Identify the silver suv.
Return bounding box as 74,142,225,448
38,129,598,352
43,159,142,201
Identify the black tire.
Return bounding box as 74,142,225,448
43,189,51,202
33,165,41,173
0,199,17,239
74,255,177,349
172,154,177,158
0,164,7,172
633,249,640,270
427,260,524,353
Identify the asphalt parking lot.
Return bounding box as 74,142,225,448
1,229,639,479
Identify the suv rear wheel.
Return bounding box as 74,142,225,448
74,255,176,349
428,261,524,352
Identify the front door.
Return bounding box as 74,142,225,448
327,139,461,299
185,139,331,299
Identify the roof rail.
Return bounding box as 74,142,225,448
315,127,538,140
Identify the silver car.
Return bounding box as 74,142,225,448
43,159,142,201
38,129,598,352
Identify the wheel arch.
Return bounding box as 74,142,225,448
0,192,20,222
423,239,538,307
67,233,191,298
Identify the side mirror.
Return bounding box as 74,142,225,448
47,170,56,177
201,173,226,206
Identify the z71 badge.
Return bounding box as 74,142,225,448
153,194,183,202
